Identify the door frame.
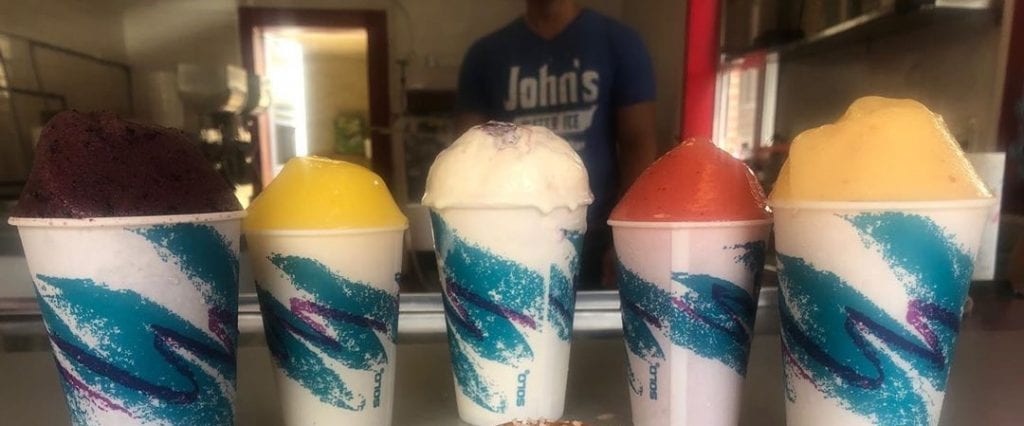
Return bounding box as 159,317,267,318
238,7,391,188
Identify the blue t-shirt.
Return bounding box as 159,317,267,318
457,9,656,227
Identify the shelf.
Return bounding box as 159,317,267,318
722,0,999,61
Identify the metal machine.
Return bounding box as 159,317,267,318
177,64,270,197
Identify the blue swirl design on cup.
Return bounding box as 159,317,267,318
549,230,583,341
256,254,398,411
430,212,581,414
35,223,238,425
618,240,763,383
778,212,973,425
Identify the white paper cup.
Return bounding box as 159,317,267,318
772,199,995,426
430,206,586,426
609,219,772,426
8,211,244,426
247,226,405,426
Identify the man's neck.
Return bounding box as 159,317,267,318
524,0,581,40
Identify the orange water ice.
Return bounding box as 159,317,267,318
610,138,770,222
770,96,991,202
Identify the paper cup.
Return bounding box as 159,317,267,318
609,219,772,426
247,226,405,426
772,199,995,426
430,206,586,426
8,211,244,426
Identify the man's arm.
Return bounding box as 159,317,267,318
608,21,658,190
616,101,658,190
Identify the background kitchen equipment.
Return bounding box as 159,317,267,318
178,63,269,207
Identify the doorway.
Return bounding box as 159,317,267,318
238,8,391,187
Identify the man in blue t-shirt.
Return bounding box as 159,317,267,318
457,0,657,287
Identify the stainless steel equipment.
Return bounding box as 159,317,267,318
177,64,270,195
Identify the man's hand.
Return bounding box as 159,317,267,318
616,102,658,189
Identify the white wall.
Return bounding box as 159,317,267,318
0,1,131,113
0,0,131,181
0,0,127,62
304,53,370,156
122,0,241,127
122,0,242,68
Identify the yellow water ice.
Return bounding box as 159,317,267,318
770,96,991,202
244,157,407,231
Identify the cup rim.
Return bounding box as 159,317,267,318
608,218,773,229
8,210,247,228
424,204,590,213
769,198,997,211
244,225,409,236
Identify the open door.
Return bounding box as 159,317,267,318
238,8,391,189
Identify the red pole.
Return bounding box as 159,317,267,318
681,0,721,140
